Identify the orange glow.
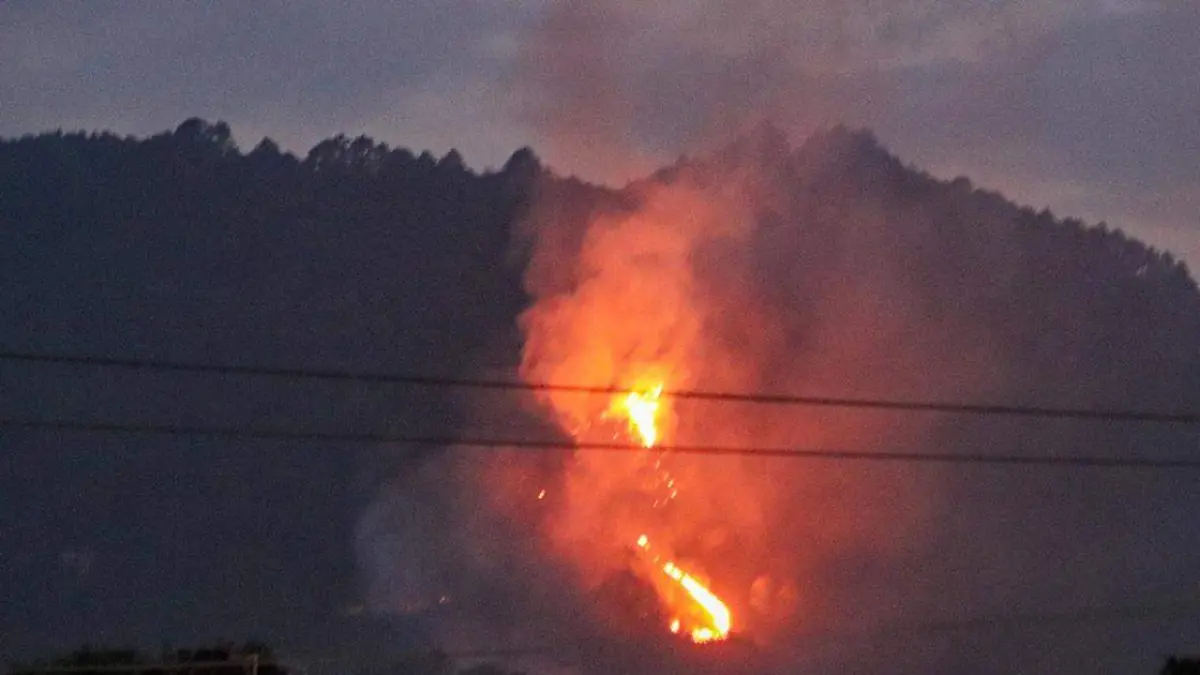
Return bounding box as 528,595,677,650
512,172,939,652
636,533,731,643
608,384,664,448
602,379,731,643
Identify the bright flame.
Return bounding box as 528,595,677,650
637,534,732,643
609,384,664,447
606,380,732,643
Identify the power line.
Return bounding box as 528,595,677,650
1,350,1197,424
2,417,1198,469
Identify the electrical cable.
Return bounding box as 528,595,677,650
3,416,1198,469
1,350,1196,424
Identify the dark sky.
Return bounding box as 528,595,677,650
1,0,1197,267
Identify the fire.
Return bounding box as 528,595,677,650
608,384,664,448
636,534,732,643
606,381,732,644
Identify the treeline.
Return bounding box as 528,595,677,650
7,643,284,675
6,644,525,675
1163,657,1200,675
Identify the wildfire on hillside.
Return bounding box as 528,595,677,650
600,384,732,643
516,183,763,649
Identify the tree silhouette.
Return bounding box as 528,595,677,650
1163,657,1200,675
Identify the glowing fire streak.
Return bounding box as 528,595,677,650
610,384,664,448
637,535,731,643
607,381,732,643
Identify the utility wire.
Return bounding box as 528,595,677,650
3,417,1198,469
1,350,1197,424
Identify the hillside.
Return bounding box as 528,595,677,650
1,119,1197,674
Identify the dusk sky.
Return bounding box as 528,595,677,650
2,0,1197,266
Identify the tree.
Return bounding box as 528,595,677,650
7,643,286,675
174,118,236,154
1163,657,1200,675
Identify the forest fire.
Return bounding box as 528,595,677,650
635,533,732,643
513,180,777,653
605,383,732,644
609,384,664,448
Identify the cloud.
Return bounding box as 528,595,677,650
512,0,1199,265
0,1,533,153
4,0,1196,273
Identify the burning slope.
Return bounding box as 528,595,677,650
516,177,788,646
635,532,731,643
606,384,731,643
515,132,949,652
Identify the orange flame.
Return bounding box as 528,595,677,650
608,384,664,448
636,534,732,643
607,381,731,644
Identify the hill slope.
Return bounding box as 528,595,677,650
1,120,1197,674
